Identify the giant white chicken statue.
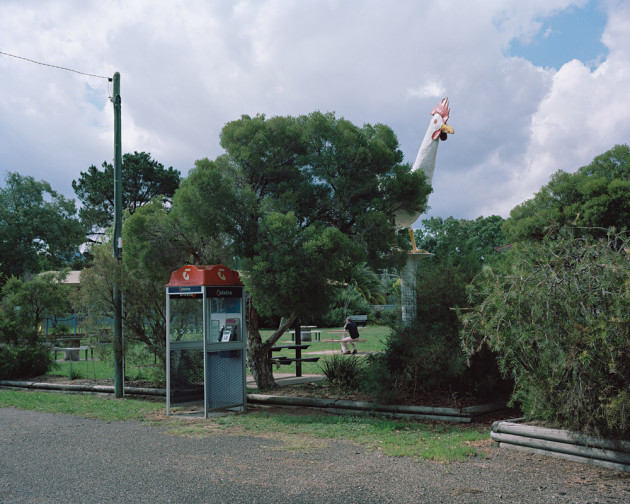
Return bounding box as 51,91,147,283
396,97,454,252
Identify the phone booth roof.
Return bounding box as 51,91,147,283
166,264,243,287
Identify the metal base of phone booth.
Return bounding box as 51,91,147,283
206,350,245,410
169,343,205,405
166,265,247,418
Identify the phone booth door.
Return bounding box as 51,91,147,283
166,285,205,408
205,286,246,414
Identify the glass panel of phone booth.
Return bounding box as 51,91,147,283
205,287,245,411
207,294,242,343
169,296,203,342
167,292,204,407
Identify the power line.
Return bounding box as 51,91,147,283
0,50,111,80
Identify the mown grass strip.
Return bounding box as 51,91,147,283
0,389,162,422
170,410,490,462
0,389,489,462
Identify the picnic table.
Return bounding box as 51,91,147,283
51,336,92,361
288,326,320,341
322,329,367,344
270,343,319,377
54,346,91,361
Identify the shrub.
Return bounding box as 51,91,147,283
319,355,364,393
0,344,53,380
360,354,400,403
363,324,468,404
125,344,165,384
461,228,630,438
362,256,508,405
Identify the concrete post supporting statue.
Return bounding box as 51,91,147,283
401,255,419,326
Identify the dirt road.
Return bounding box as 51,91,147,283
1,407,628,503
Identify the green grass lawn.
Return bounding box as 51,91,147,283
0,389,490,462
51,351,163,383
261,325,391,375
0,389,163,421
50,325,393,382
52,358,114,381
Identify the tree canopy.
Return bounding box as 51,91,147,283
0,172,85,279
503,144,630,242
0,271,71,346
415,215,506,271
217,112,430,266
72,151,180,238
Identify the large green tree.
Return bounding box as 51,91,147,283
412,215,507,362
415,215,506,270
0,172,85,279
72,151,180,239
125,112,430,388
503,144,630,242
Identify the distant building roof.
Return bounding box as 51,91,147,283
62,270,82,285
39,270,82,285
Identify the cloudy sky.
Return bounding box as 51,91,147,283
1,0,629,224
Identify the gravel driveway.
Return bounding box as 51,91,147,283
1,407,629,503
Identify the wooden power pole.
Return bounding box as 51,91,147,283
112,72,124,398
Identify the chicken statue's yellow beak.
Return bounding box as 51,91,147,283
439,123,454,141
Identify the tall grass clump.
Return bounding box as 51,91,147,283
319,355,364,393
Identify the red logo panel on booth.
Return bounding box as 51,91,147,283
167,265,242,287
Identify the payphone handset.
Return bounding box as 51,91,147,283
219,318,240,342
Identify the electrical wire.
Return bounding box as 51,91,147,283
0,50,111,80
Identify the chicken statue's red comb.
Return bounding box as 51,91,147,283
431,98,450,124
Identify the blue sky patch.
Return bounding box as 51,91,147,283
508,1,608,69
84,82,107,109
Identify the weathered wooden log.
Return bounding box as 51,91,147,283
491,432,630,466
493,421,630,453
247,394,336,408
246,393,501,421
492,421,630,472
461,400,508,416
499,442,630,473
0,380,165,397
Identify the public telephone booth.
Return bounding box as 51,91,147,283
165,265,247,417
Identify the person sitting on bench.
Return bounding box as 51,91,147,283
341,317,359,354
